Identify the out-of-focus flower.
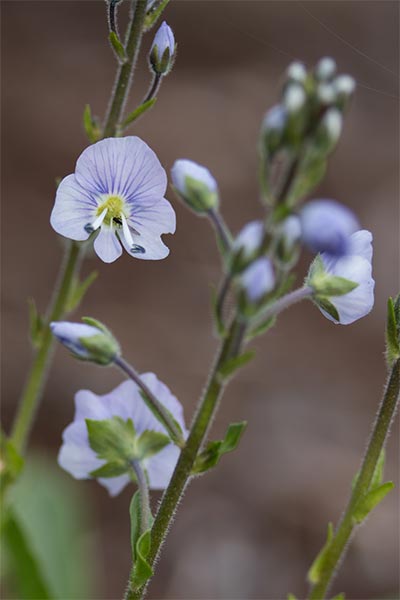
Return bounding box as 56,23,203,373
58,376,186,495
150,21,175,75
171,159,218,213
51,320,120,365
300,199,359,257
232,221,264,270
50,137,176,263
312,230,375,325
240,257,275,303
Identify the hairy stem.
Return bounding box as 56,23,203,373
207,208,233,256
133,314,247,599
103,0,148,137
131,460,151,536
114,356,185,447
308,358,400,599
11,241,83,453
143,73,162,104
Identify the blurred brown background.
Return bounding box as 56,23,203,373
1,1,399,599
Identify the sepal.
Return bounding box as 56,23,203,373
192,422,247,475
129,492,154,590
307,522,334,584
352,482,394,524
109,31,127,63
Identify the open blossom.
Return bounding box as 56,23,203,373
50,137,176,263
59,376,186,496
300,199,359,257
319,230,375,325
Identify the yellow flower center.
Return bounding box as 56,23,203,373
96,195,125,227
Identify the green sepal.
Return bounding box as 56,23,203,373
312,275,358,297
66,271,98,312
308,522,334,584
313,297,340,322
81,316,111,335
211,286,227,338
83,104,101,143
218,351,255,379
352,482,394,524
89,461,129,478
247,316,276,340
173,177,218,214
138,390,184,447
79,333,120,365
109,30,127,63
86,417,137,464
352,449,386,493
386,296,400,367
286,150,327,206
28,298,45,348
144,0,170,31
129,492,154,590
192,422,247,474
135,430,170,460
121,98,157,129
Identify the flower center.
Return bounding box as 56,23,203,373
96,195,125,227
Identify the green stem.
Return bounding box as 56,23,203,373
132,315,247,599
207,208,233,257
143,73,162,104
114,356,185,447
10,241,83,454
308,358,400,599
103,0,148,138
131,460,151,536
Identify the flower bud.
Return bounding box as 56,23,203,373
150,21,175,75
316,83,336,106
171,159,218,214
313,108,343,154
51,319,120,365
283,83,306,114
334,74,356,109
261,105,288,156
300,199,359,257
279,215,302,254
232,220,264,272
315,57,336,81
240,258,275,304
287,61,307,84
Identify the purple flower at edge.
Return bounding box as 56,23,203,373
50,137,176,263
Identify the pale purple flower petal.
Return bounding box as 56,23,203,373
94,227,123,263
50,322,101,359
241,258,275,303
151,21,175,56
234,221,264,258
58,376,187,495
50,174,96,241
301,199,359,256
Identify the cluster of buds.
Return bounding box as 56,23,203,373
261,57,356,206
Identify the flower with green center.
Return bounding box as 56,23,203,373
50,136,176,263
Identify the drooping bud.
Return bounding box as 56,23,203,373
150,21,175,75
51,318,120,365
171,159,218,214
300,199,359,257
315,57,337,81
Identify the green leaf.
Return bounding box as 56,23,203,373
331,594,345,600
122,98,157,129
66,271,98,312
308,522,334,584
287,595,297,600
129,492,154,591
6,454,93,598
109,30,127,62
370,449,386,491
218,351,255,379
136,430,170,460
247,315,276,340
2,512,52,599
287,150,327,206
352,482,394,524
386,296,400,367
86,416,136,464
89,461,129,478
144,0,170,30
83,104,100,143
28,298,44,348
192,422,247,474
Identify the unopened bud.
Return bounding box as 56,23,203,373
240,258,275,304
51,319,120,365
313,108,343,154
261,104,287,156
315,57,336,81
171,159,218,214
150,21,175,75
287,61,307,84
284,83,306,113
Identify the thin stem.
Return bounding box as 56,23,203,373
108,0,119,34
252,285,312,330
114,356,185,447
133,314,247,599
103,0,148,138
143,73,162,104
207,208,233,256
10,241,83,453
215,272,233,333
308,358,400,599
131,460,151,535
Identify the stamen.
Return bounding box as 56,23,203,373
121,214,134,247
131,244,146,254
92,208,108,231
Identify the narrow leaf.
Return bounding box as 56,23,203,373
218,351,255,379
83,104,100,143
109,30,127,62
89,461,128,478
211,285,227,338
122,98,157,129
370,449,385,491
66,271,98,312
28,298,44,348
192,422,247,474
247,315,276,340
352,482,394,524
308,522,334,584
386,297,400,367
144,0,170,30
2,512,52,599
136,430,170,460
129,492,154,591
314,297,340,322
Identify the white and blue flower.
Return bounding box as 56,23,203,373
50,136,176,263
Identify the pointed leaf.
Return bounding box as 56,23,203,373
129,492,154,591
370,449,386,491
192,422,247,474
352,482,394,524
83,104,100,143
138,390,183,446
308,522,334,584
89,461,129,478
218,351,255,379
211,286,227,338
109,31,127,62
66,271,98,312
136,430,170,460
314,297,340,322
121,98,157,129
28,299,45,348
386,297,400,367
247,315,276,340
286,152,327,206
144,0,170,30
